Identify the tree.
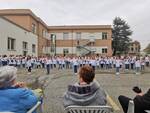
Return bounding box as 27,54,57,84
112,17,132,55
144,43,150,54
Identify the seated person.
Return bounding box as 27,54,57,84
118,86,150,113
63,65,107,108
0,66,38,113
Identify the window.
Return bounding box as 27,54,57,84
8,37,16,50
102,32,107,40
32,44,36,53
102,48,107,53
76,32,81,40
131,47,134,51
63,49,69,56
31,23,36,33
63,32,69,39
42,29,47,38
135,47,138,52
23,42,28,50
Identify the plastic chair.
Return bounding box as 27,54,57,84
65,105,113,113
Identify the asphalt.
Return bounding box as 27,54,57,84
17,67,150,113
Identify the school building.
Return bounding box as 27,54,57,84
0,9,112,56
0,16,38,56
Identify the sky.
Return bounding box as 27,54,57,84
0,0,150,50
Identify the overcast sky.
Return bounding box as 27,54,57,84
0,0,150,49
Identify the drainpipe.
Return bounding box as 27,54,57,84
72,30,73,56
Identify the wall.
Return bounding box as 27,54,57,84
4,15,31,31
56,47,111,55
0,17,38,56
49,28,112,56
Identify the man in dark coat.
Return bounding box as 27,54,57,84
118,87,150,113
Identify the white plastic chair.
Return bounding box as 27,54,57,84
0,101,42,113
145,111,150,113
127,100,150,113
65,105,113,113
127,100,134,113
27,101,42,113
0,112,15,113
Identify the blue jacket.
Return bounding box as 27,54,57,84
0,87,38,113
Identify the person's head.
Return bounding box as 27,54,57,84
0,66,17,88
78,65,95,84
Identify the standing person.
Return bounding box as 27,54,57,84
53,57,57,68
61,58,65,69
2,55,8,66
58,57,62,70
105,57,110,70
26,56,32,74
145,56,149,67
124,58,130,70
41,57,45,68
46,57,50,75
12,57,17,67
78,57,82,67
72,57,79,75
0,66,38,113
96,58,100,69
16,58,21,68
31,57,35,69
8,57,14,66
135,58,141,75
115,57,121,75
63,65,107,108
91,57,96,71
118,87,150,113
49,57,53,69
100,58,105,69
141,58,145,71
113,57,116,68
65,57,69,69
22,57,26,68
130,57,135,70
0,55,2,67
36,58,41,69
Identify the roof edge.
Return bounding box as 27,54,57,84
0,16,31,32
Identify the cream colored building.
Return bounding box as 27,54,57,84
0,9,112,56
0,17,38,56
49,25,112,56
128,41,141,55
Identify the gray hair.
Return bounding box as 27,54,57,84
0,66,17,88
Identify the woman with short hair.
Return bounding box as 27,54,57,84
0,66,37,113
63,65,107,108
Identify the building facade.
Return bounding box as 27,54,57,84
0,9,50,56
0,9,112,56
128,41,141,55
0,17,38,56
49,26,112,56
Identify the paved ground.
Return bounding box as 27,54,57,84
17,68,150,113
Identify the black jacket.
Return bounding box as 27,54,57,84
134,89,150,113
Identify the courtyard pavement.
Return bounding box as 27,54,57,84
17,68,150,113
